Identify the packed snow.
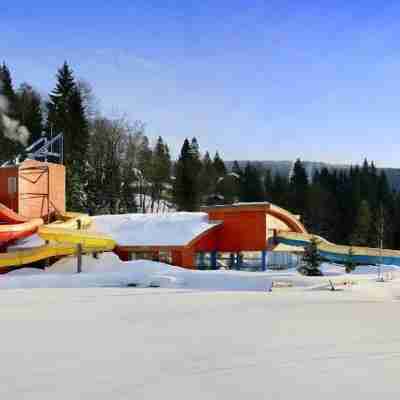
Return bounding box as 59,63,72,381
2,273,400,398
3,233,400,398
92,212,220,246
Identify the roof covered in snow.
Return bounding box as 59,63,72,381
92,212,220,247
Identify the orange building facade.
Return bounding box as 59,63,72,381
116,203,307,269
0,160,66,221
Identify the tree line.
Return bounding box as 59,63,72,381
1,62,400,250
173,139,400,250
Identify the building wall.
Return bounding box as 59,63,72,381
266,213,294,242
14,160,65,220
207,209,267,252
0,166,19,212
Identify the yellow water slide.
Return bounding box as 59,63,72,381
0,213,116,269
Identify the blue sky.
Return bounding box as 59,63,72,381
2,1,400,166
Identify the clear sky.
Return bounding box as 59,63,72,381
2,1,400,166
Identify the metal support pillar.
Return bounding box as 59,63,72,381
261,250,267,271
211,251,218,269
198,252,205,268
236,252,243,269
77,244,83,273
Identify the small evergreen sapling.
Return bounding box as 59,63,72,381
300,237,323,276
345,247,356,273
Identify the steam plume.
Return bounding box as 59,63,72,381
0,82,30,146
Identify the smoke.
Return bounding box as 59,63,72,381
0,82,30,147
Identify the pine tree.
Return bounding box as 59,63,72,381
15,83,43,145
350,200,371,246
264,169,273,200
240,163,264,202
345,247,356,273
47,62,90,211
198,151,217,201
0,63,22,162
270,173,290,208
300,237,323,275
0,63,17,109
150,137,171,212
290,158,308,216
213,151,227,177
190,137,202,171
47,62,88,164
173,138,200,211
232,161,242,178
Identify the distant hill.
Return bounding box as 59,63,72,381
225,160,400,191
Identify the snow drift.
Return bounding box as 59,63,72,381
0,253,273,291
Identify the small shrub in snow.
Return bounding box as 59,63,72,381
345,247,356,273
299,237,323,276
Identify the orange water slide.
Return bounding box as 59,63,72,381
0,203,43,246
0,203,28,224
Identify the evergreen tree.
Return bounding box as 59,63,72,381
190,137,202,171
213,151,227,177
270,173,290,209
198,151,217,201
232,161,242,178
15,83,43,145
47,62,90,210
173,138,201,211
290,159,308,217
264,169,273,200
240,163,264,202
0,63,22,162
219,173,240,204
345,247,356,273
350,200,371,246
300,237,323,276
0,63,17,109
150,137,171,212
47,62,89,164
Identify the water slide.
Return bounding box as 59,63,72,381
276,231,400,266
0,203,44,246
0,203,29,223
0,209,116,269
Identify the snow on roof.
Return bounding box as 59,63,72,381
92,212,220,247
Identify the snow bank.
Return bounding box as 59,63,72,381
0,253,272,291
92,212,220,246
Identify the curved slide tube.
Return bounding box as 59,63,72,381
276,231,400,266
38,226,116,250
0,232,116,268
0,202,43,246
0,203,28,224
0,211,115,269
0,218,44,246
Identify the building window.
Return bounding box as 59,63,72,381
8,177,17,195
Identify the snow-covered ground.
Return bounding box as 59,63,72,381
1,281,400,398
1,253,273,291
2,258,400,398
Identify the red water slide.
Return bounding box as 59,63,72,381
0,203,28,224
0,203,43,247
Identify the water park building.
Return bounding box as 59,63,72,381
113,203,307,269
